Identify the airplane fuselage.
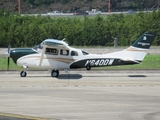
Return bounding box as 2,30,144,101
11,47,139,71
6,32,156,77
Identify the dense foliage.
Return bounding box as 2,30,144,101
0,10,160,47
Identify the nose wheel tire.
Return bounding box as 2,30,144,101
20,71,27,77
51,70,59,78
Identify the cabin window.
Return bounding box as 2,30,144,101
45,48,58,55
71,51,78,56
60,49,69,56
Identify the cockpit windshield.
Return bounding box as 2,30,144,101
33,44,43,51
82,51,89,55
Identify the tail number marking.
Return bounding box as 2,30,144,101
85,59,114,66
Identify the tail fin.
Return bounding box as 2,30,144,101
107,32,156,61
131,32,156,50
122,32,156,62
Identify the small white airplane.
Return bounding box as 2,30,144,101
4,32,156,78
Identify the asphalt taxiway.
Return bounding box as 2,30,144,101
0,70,160,120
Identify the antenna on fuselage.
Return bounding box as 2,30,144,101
62,38,66,41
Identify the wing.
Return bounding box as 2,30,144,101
42,39,68,48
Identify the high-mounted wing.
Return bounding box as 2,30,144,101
42,39,69,48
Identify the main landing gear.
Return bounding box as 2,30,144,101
51,70,59,78
86,63,91,71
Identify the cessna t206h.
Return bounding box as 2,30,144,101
4,32,156,78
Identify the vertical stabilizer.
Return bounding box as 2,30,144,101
122,32,156,62
131,32,156,50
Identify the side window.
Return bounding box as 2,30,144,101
45,48,58,55
60,49,69,56
71,51,78,56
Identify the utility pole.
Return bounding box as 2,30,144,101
18,0,20,14
108,0,110,15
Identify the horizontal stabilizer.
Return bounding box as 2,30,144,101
120,58,141,64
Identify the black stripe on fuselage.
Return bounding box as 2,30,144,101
70,58,141,69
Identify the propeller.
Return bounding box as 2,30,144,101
7,44,10,71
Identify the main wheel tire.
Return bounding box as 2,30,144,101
86,63,91,71
51,70,59,78
86,66,91,70
20,71,27,77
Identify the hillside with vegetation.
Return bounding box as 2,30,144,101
0,0,160,47
0,9,160,47
0,0,159,14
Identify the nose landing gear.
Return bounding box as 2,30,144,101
20,71,27,77
20,66,28,77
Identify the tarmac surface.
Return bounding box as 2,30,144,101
0,70,160,120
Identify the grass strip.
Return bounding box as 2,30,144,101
0,54,160,70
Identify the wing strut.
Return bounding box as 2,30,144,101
38,46,46,66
